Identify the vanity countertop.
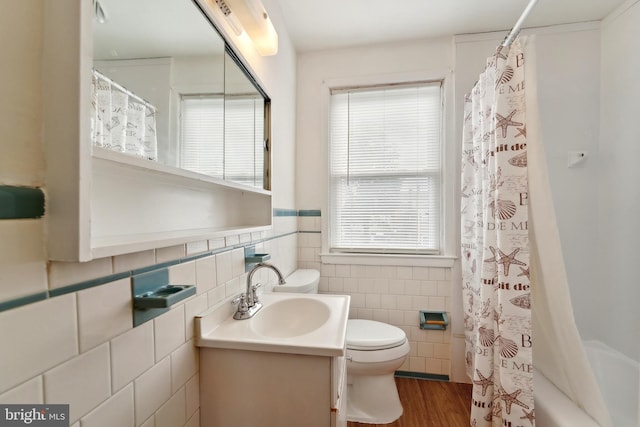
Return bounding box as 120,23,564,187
195,293,350,357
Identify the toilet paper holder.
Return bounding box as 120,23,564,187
419,310,449,330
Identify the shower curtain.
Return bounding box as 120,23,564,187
461,37,534,426
91,70,158,161
461,36,612,427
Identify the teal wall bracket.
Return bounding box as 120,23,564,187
132,268,195,327
244,245,271,272
0,185,45,219
419,310,449,331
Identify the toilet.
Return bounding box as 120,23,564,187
273,269,410,424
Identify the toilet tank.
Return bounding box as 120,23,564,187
272,269,320,294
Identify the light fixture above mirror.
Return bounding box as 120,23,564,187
216,0,278,55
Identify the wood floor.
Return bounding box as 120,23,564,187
347,378,473,427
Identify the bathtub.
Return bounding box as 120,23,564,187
535,340,639,427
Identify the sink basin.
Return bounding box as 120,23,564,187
251,297,331,338
196,293,350,357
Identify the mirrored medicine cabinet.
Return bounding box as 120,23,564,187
43,0,273,262
92,0,270,190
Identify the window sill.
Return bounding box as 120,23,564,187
319,253,456,268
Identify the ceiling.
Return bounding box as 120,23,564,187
275,0,629,52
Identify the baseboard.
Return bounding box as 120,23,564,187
395,370,450,382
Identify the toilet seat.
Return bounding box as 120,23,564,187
346,319,407,351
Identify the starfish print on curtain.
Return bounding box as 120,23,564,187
460,36,534,427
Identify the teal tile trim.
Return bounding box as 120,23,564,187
49,272,131,297
395,371,449,382
0,292,48,312
0,230,300,314
0,186,45,219
298,209,321,217
298,230,321,234
273,208,297,217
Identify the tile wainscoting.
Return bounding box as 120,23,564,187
297,212,453,379
0,213,298,427
0,208,454,427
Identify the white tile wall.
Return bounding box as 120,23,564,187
43,343,111,424
80,384,135,427
301,225,454,376
110,322,155,393
184,410,199,427
184,294,208,339
170,340,198,394
134,357,171,426
207,238,225,250
0,294,78,394
184,410,200,427
186,241,208,256
140,415,155,427
48,257,113,291
230,248,245,278
0,230,311,426
113,250,156,273
168,261,196,288
0,377,43,404
215,251,233,284
77,277,132,353
154,306,186,362
154,388,186,427
184,375,199,420
156,245,186,264
195,255,217,295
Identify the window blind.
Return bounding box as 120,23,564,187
180,94,224,178
224,95,264,187
180,94,264,187
329,82,442,254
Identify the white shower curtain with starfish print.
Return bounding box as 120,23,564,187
461,37,534,427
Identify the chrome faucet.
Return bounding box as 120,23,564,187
232,262,286,320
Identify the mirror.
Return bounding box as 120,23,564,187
91,0,269,189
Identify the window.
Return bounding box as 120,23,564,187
329,82,442,254
180,94,264,187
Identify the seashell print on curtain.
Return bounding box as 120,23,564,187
461,37,534,427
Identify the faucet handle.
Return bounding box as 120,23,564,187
231,294,249,313
251,283,262,304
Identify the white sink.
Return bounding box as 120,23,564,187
251,297,331,338
196,293,350,357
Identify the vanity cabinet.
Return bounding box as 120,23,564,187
43,0,272,262
199,348,347,427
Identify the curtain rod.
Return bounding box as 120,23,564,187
501,0,540,47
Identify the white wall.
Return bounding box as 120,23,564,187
600,0,640,360
0,0,45,187
295,37,453,211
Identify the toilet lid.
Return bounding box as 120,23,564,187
346,319,407,350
